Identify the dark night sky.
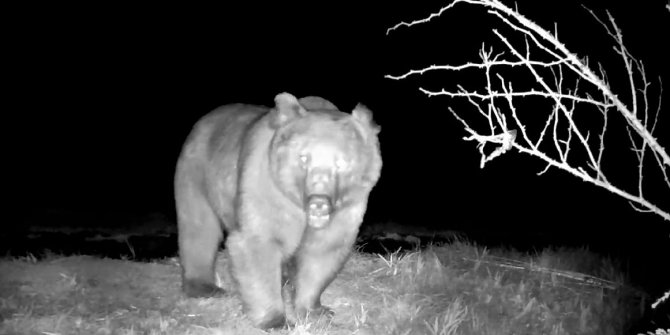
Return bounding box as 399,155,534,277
7,1,669,247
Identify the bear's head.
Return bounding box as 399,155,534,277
268,93,381,229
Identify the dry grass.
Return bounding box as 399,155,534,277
0,241,646,334
342,242,644,334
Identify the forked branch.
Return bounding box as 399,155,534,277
387,0,669,221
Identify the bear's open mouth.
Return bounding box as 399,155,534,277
306,195,332,228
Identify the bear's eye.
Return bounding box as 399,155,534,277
299,153,310,169
335,157,350,172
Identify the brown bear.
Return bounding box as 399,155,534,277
174,92,382,328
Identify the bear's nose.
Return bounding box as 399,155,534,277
309,166,333,184
311,173,330,184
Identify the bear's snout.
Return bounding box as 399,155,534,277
306,167,335,194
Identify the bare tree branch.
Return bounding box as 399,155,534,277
387,0,669,222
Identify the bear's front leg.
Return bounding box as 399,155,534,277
292,228,354,321
226,232,286,329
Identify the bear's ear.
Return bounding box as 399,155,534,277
270,92,307,129
352,104,381,136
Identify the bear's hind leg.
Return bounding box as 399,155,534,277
176,190,225,298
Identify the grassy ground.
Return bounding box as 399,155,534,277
0,241,648,334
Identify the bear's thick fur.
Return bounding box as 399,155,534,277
174,93,382,328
